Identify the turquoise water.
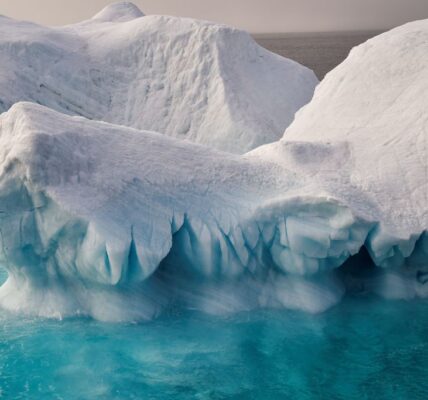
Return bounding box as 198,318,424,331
0,293,427,399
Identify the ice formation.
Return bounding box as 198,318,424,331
252,20,428,301
0,10,427,321
0,102,356,320
0,2,317,153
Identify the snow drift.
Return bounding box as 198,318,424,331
0,15,427,321
0,2,317,153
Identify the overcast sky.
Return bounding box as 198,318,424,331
1,0,428,33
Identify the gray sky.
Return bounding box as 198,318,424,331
1,0,428,33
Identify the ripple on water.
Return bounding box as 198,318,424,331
0,295,427,399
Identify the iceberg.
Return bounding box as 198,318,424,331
251,19,428,300
0,2,317,153
0,13,427,321
0,103,356,320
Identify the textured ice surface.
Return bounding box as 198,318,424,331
0,16,427,321
0,103,354,320
0,2,317,153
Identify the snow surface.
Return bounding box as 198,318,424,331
0,2,317,153
0,12,427,321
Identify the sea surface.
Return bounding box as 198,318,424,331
254,31,382,79
0,295,427,399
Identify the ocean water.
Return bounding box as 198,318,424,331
0,292,427,399
254,31,382,78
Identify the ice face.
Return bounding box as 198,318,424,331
0,5,317,154
0,99,427,321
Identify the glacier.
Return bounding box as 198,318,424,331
0,7,427,321
0,2,317,154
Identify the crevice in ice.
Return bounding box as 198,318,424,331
336,246,377,294
416,270,428,285
336,234,428,300
125,225,143,283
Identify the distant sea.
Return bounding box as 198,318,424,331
254,31,383,79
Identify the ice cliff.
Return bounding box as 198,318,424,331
0,2,317,153
0,8,426,321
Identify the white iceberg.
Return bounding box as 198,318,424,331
0,2,317,153
0,15,426,321
0,103,352,319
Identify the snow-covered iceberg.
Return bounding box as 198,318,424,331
0,15,427,321
252,19,428,300
0,102,353,320
0,2,317,153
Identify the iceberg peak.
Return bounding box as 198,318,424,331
91,2,144,23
